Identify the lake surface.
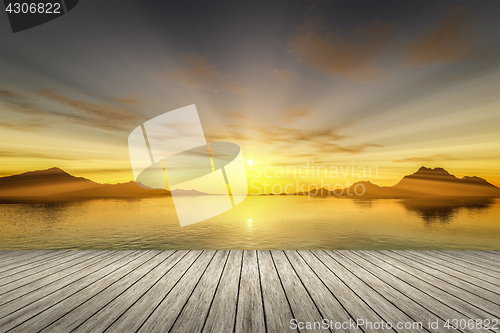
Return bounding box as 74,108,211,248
1,196,499,250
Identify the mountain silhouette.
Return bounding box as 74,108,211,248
391,167,499,197
0,168,170,202
1,166,499,201
280,166,499,197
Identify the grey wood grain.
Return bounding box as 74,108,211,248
374,251,500,317
58,251,182,333
168,251,229,333
137,251,217,333
482,251,500,257
386,251,500,301
0,250,93,288
33,251,156,333
320,251,426,333
351,251,492,333
257,250,296,333
455,251,500,263
4,251,141,333
271,250,329,333
298,250,396,332
0,251,68,275
334,251,454,333
284,250,356,333
52,251,171,332
405,251,500,286
0,250,498,333
429,251,500,273
0,251,145,332
104,250,201,333
234,250,266,333
0,251,110,302
202,250,242,333
0,251,37,264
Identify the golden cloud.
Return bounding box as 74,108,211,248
289,14,395,79
270,69,298,85
404,6,474,66
169,53,247,93
1,87,142,132
282,107,311,123
38,89,141,130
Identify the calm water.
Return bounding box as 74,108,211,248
1,196,499,250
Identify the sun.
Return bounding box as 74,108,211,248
247,160,253,166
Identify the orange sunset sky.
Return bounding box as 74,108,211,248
1,1,499,193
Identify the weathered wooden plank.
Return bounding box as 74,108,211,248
202,250,242,333
0,250,498,333
0,250,93,288
0,251,69,275
233,250,266,333
271,250,329,333
320,251,429,333
137,251,217,332
284,250,356,333
104,250,201,333
257,250,296,333
373,251,500,317
350,251,490,333
49,251,182,333
482,250,500,257
0,251,23,259
3,251,143,333
0,251,35,264
45,251,169,332
298,250,396,332
0,250,50,263
331,251,453,333
0,251,110,302
15,251,173,332
405,251,500,287
457,251,500,263
386,251,500,301
430,251,500,272
168,251,230,333
0,251,145,332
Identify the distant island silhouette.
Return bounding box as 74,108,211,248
0,166,499,202
0,167,205,202
282,166,500,198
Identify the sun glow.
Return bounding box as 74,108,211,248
247,160,253,166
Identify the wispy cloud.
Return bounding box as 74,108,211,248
1,87,143,132
289,13,395,80
311,142,383,154
282,107,311,123
108,96,143,106
270,69,298,85
207,122,381,157
403,6,475,66
0,121,46,132
38,89,141,128
0,150,80,161
168,53,247,93
222,111,255,123
394,154,455,163
0,88,25,99
0,88,45,116
290,6,484,79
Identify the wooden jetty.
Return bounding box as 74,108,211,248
0,250,498,332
